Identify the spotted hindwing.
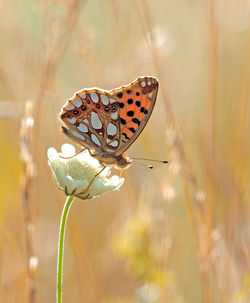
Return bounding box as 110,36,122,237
60,76,158,155
60,88,121,152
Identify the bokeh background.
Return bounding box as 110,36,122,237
0,0,249,302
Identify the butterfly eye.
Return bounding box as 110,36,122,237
96,104,101,108
81,105,86,111
104,106,109,112
73,110,79,115
66,114,70,118
86,99,91,104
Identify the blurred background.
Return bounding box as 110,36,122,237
0,0,249,302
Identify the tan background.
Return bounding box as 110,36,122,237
0,0,249,302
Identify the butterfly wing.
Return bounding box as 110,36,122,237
60,76,158,156
110,76,159,155
60,88,121,153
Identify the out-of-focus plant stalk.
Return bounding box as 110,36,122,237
134,1,221,302
223,27,250,303
20,100,37,303
202,1,218,301
34,0,84,143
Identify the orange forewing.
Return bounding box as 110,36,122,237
111,76,158,155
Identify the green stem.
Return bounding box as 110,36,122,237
57,195,74,303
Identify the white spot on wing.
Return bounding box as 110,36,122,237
83,119,89,124
67,118,76,124
148,92,153,99
71,130,85,141
66,104,74,111
141,81,146,88
110,98,116,104
80,93,86,99
107,122,117,136
90,92,99,103
108,139,118,147
111,111,118,120
91,134,101,146
106,148,114,152
73,98,82,107
77,123,88,133
91,111,102,129
147,81,151,86
100,94,109,105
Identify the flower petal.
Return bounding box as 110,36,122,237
47,145,124,200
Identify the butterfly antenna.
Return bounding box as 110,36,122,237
131,157,168,164
133,160,154,169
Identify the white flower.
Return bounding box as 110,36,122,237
135,283,161,303
47,144,124,200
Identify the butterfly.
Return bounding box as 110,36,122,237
60,76,159,169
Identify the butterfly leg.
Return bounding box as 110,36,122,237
88,150,94,157
59,148,87,159
82,164,106,195
119,169,123,178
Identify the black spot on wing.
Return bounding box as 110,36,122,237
120,118,126,125
122,132,130,140
127,111,134,117
117,92,123,98
129,127,136,133
132,118,140,125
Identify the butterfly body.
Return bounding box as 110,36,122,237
60,76,159,169
61,125,132,168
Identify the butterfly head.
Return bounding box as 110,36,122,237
91,151,132,169
115,154,132,169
